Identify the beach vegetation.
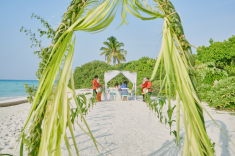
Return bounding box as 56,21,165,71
73,60,110,89
167,105,176,132
24,83,37,103
195,62,228,85
197,35,235,69
20,13,55,79
195,62,228,101
194,36,235,111
171,130,183,146
205,76,235,110
100,36,127,65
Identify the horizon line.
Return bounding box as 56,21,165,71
0,79,38,81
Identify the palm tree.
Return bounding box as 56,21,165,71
100,36,127,65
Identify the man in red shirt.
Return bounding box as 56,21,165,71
146,78,152,96
92,75,102,100
139,78,148,102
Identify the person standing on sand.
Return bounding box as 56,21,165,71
92,75,102,101
139,78,148,102
96,78,102,101
120,81,128,101
118,82,122,91
146,78,152,98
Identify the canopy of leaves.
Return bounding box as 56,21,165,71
197,35,235,68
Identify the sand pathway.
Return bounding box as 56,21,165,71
0,93,235,156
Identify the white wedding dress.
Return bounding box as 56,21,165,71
114,87,122,101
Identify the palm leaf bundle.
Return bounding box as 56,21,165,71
121,0,217,155
19,0,122,155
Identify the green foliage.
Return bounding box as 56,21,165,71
73,60,110,89
151,80,161,95
197,35,235,68
195,36,235,111
146,95,178,141
205,76,235,110
171,130,183,146
124,57,158,79
210,139,216,154
100,36,127,65
20,13,55,79
195,62,228,101
196,62,228,84
167,105,176,132
71,93,92,123
24,83,37,103
21,14,55,104
197,84,212,100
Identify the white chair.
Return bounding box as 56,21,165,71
121,88,129,101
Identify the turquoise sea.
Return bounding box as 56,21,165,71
0,80,39,101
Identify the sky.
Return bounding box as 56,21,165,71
0,0,235,80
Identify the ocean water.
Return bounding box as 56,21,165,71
0,80,39,101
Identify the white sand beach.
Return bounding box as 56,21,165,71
0,89,235,155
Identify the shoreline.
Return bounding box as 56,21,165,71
0,97,28,107
0,100,28,107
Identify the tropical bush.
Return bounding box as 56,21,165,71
151,80,161,96
124,57,163,81
197,84,212,100
205,76,235,110
195,62,228,100
197,35,235,68
196,62,228,84
73,60,110,89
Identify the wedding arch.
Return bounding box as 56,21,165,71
19,0,220,156
104,70,137,100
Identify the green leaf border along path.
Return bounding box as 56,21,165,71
18,0,228,156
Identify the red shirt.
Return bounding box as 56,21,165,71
147,81,152,92
142,81,148,93
92,79,100,90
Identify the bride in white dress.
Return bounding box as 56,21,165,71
114,82,122,101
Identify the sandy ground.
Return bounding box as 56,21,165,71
0,89,235,156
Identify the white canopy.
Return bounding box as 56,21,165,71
104,70,137,100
